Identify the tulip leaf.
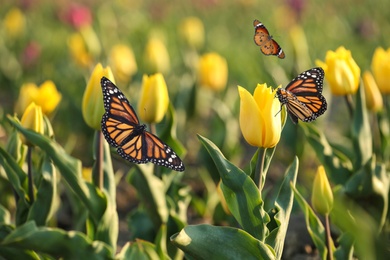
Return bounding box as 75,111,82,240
198,135,267,240
7,115,106,223
27,157,56,226
2,221,113,258
0,146,30,225
116,240,169,260
128,165,169,226
266,157,299,259
93,133,118,249
300,123,353,185
291,185,327,260
170,224,275,260
351,83,372,169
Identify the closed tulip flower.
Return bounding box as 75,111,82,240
198,53,228,92
16,81,62,115
82,63,114,129
20,102,44,146
317,46,360,95
109,44,137,84
238,84,281,148
311,166,333,215
138,73,169,124
371,47,390,94
363,71,383,112
3,7,26,39
144,38,170,74
179,16,205,50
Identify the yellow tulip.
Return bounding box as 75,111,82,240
68,32,93,67
144,38,170,74
238,84,281,148
109,44,138,84
198,53,228,92
20,102,44,146
311,166,333,215
16,81,62,115
362,71,383,112
3,7,26,39
82,63,115,130
317,46,360,96
138,73,169,124
179,16,205,50
371,47,390,94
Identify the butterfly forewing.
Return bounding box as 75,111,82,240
277,67,327,124
100,77,185,172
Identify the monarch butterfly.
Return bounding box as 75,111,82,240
100,77,185,172
253,19,285,59
276,67,327,124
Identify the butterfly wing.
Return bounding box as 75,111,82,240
101,77,185,171
278,68,327,123
253,19,285,59
101,77,140,148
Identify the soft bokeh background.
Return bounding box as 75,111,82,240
1,0,389,256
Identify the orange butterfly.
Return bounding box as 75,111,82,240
100,77,185,171
253,19,285,59
277,68,327,124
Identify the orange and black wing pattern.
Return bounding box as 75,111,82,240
253,19,285,59
101,77,185,171
276,68,327,124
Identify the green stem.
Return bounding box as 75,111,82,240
254,148,266,193
27,146,34,203
344,94,354,119
325,213,333,260
94,131,103,190
149,123,161,177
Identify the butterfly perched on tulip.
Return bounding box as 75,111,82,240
277,67,327,124
100,77,185,172
253,19,285,59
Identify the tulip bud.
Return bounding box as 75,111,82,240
179,16,205,50
144,38,170,74
311,166,333,215
317,46,360,96
20,102,44,146
362,71,383,112
238,84,281,148
109,44,138,84
198,53,228,92
137,73,169,124
3,7,26,39
371,47,390,94
82,63,114,129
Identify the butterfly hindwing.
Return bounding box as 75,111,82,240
253,19,285,59
100,77,185,171
277,67,327,124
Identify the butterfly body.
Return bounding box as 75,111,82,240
253,19,285,59
276,67,327,124
101,77,185,171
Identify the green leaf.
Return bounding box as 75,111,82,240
170,224,275,260
7,115,106,223
0,146,30,225
351,83,372,169
291,185,327,260
27,158,56,226
300,123,353,185
266,157,299,259
2,221,113,259
116,240,167,260
198,135,267,241
333,233,354,260
0,205,11,225
94,133,118,249
128,165,169,226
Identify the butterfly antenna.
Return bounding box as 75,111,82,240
274,106,283,117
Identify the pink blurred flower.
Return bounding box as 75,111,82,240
21,41,41,68
62,3,92,29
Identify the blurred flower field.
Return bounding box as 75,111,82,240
0,0,390,259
